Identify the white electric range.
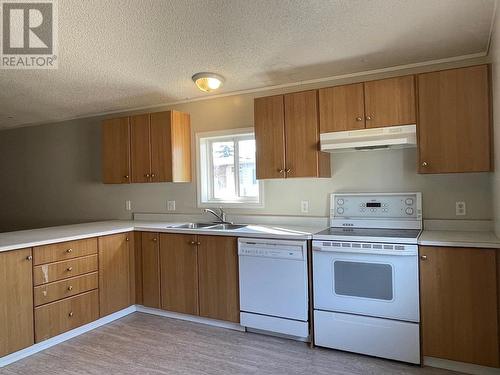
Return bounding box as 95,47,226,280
312,192,422,364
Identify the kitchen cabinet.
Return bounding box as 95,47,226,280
0,248,34,357
102,110,191,184
141,232,161,308
420,246,499,367
417,65,491,173
159,233,199,315
98,233,132,317
254,91,330,179
319,76,415,132
102,117,130,184
198,236,239,322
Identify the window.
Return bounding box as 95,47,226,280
197,128,263,207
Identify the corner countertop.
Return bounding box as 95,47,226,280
418,230,500,249
0,220,323,253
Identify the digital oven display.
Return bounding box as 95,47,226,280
366,202,381,207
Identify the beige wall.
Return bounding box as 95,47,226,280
0,58,493,232
491,6,500,237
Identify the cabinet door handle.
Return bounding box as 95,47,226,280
125,237,129,242
68,312,74,318
152,237,157,242
67,267,73,272
151,173,156,178
145,173,150,178
66,248,73,253
420,255,427,260
366,115,373,120
421,161,428,167
189,240,196,245
196,242,201,245
124,175,129,180
285,168,291,173
356,117,363,122
26,255,32,261
277,169,284,173
67,286,73,291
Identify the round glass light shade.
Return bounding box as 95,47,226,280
192,72,225,92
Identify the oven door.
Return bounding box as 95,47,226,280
312,241,419,322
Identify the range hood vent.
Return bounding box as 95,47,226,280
320,124,417,153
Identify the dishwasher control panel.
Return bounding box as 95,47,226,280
238,239,306,260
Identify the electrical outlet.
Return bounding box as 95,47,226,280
167,200,176,211
125,200,132,211
301,200,309,213
456,201,466,216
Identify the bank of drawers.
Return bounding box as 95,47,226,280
33,238,99,342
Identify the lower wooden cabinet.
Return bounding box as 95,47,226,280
98,233,132,317
141,232,161,308
0,248,34,357
159,233,199,315
420,246,499,367
35,290,99,343
198,236,239,323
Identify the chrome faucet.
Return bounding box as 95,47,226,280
203,207,232,224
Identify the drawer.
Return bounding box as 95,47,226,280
34,272,98,307
35,290,99,342
33,254,98,286
34,237,98,265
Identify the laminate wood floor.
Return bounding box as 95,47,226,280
0,313,458,375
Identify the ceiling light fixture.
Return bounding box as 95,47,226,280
192,72,225,93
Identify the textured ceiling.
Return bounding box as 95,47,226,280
0,0,496,128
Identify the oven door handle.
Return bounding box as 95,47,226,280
312,246,417,256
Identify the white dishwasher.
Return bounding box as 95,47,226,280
238,238,309,339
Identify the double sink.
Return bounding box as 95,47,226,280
165,222,248,231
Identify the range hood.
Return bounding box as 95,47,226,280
320,124,417,153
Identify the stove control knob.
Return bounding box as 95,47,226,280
337,199,344,205
405,207,414,215
337,207,344,214
405,198,414,205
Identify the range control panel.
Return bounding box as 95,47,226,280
331,193,422,220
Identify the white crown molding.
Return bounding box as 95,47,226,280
2,52,488,131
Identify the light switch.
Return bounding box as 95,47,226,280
301,200,309,213
455,201,466,216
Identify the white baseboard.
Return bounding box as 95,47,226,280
136,305,245,332
424,356,500,375
0,305,137,368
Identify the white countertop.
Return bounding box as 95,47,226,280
0,220,322,253
418,230,500,249
1,220,499,253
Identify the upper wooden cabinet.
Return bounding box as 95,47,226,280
319,76,416,132
417,65,491,174
98,233,132,317
0,248,34,357
102,110,191,184
254,91,331,179
420,246,499,367
102,117,130,184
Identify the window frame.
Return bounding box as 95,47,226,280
196,128,264,208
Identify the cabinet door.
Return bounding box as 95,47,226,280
364,75,416,129
417,65,491,173
0,248,34,357
102,117,130,184
254,95,286,179
150,111,173,182
198,236,239,322
141,232,160,308
284,90,322,178
98,233,131,317
319,83,365,132
130,114,151,183
159,233,199,315
420,246,499,367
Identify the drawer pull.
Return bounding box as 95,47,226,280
67,285,73,291
68,312,74,317
152,238,157,242
66,248,73,253
67,267,73,272
26,255,33,261
196,242,201,245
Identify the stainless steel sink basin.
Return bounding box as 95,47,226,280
167,223,215,229
208,224,247,230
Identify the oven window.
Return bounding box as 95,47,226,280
334,261,393,300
